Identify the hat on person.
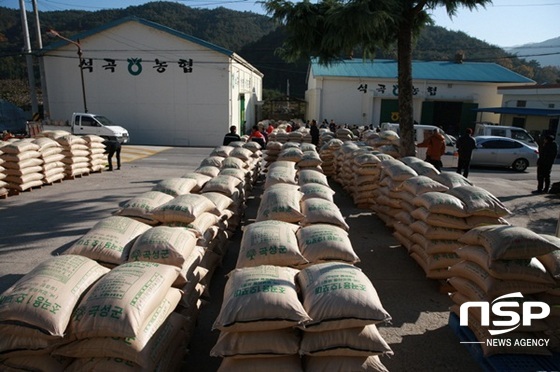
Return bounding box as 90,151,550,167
466,128,473,135
546,134,555,141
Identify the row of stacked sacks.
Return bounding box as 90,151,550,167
210,147,394,371
447,227,560,357
0,133,107,196
0,139,262,370
317,137,560,358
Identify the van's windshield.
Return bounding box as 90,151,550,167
511,129,535,143
94,116,116,126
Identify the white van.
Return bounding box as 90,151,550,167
474,123,536,147
380,123,456,155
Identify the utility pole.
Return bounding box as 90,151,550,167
32,0,49,120
19,0,39,116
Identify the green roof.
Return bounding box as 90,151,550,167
310,59,535,84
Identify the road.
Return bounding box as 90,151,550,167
0,145,559,371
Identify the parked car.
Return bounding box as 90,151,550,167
470,136,539,172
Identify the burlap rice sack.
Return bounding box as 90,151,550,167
300,198,349,231
256,184,304,223
212,265,311,332
296,224,359,264
237,220,307,268
210,328,301,358
149,193,221,224
217,355,303,372
297,262,391,332
151,177,197,197
0,255,109,337
69,261,180,339
114,191,174,224
446,185,511,217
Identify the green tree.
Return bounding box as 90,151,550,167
264,0,491,156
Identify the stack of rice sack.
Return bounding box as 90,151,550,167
268,127,290,144
0,255,110,371
288,128,305,143
53,261,187,370
32,137,65,185
297,143,322,171
0,139,44,192
210,158,393,371
336,127,355,141
405,185,511,280
368,130,400,157
318,138,343,176
263,141,283,166
447,225,560,357
331,141,361,186
56,135,91,178
347,153,383,208
83,134,107,172
373,158,418,228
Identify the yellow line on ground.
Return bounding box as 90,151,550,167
120,146,171,163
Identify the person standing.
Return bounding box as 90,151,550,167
310,119,319,146
417,129,446,171
103,139,121,171
223,125,241,145
455,128,477,178
534,134,558,194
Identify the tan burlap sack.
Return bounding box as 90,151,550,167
300,183,335,202
433,172,473,188
412,192,469,217
381,160,418,181
297,262,391,332
300,198,349,231
200,155,225,168
448,260,553,298
0,354,73,372
210,328,301,358
0,323,72,353
0,140,40,154
238,220,307,268
2,157,43,170
180,172,212,192
304,355,389,372
230,147,253,162
217,355,304,372
300,324,393,357
466,214,510,228
127,226,198,267
0,255,109,337
410,233,464,255
54,288,183,369
298,151,323,168
212,265,311,332
400,175,449,195
210,145,234,157
218,168,248,183
201,174,242,197
297,224,359,264
410,220,466,240
149,193,221,224
64,216,151,265
151,177,197,197
446,185,511,217
195,165,221,177
256,184,304,223
114,191,174,224
297,169,329,187
410,207,470,229
458,225,560,260
456,245,555,285
69,261,180,339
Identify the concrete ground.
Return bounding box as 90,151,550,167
1,145,559,371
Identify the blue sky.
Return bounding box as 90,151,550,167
1,0,559,47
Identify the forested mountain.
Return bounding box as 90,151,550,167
1,1,559,109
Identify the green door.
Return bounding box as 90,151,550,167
380,99,400,123
240,94,246,134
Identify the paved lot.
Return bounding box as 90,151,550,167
1,145,559,371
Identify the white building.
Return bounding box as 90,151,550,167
475,84,560,140
42,16,263,146
306,59,534,136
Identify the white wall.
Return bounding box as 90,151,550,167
43,20,261,146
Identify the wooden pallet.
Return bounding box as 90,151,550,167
64,172,90,180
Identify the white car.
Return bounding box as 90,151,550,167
470,136,539,172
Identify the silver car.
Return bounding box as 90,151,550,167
470,136,539,172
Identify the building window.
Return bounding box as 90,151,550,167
516,100,526,107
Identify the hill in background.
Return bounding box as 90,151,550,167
506,37,560,69
0,1,559,107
